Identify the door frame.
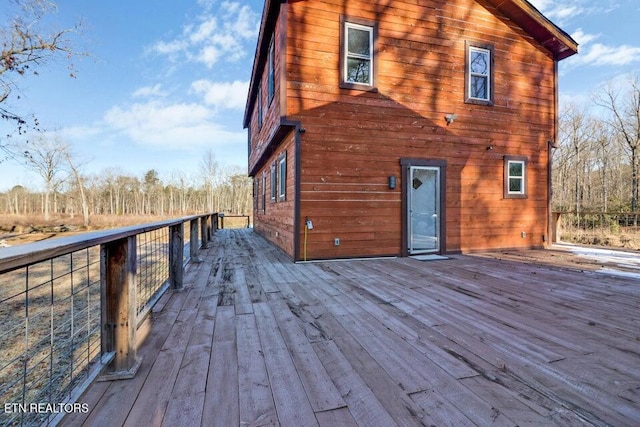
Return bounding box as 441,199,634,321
400,158,447,257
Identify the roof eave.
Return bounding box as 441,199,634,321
486,0,578,60
243,0,282,128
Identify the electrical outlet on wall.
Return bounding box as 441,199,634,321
334,238,340,246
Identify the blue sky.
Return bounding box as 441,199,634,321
0,0,638,191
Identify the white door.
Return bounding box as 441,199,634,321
408,166,440,254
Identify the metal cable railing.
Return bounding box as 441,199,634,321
136,228,170,317
553,211,640,249
0,213,218,426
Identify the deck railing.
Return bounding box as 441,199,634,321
217,214,251,229
0,213,218,427
552,211,640,249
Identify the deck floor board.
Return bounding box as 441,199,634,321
62,229,640,426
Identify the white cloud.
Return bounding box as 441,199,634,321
571,28,599,46
529,0,619,25
151,2,260,69
132,84,167,98
576,43,640,66
103,100,244,149
190,18,217,44
191,80,249,110
152,40,189,55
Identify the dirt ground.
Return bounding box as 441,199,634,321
0,214,180,246
473,242,640,277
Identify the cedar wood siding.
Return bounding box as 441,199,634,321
286,0,558,259
253,133,297,257
249,7,297,257
248,6,285,173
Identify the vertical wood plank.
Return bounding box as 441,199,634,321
253,302,318,426
201,306,239,426
169,223,184,290
100,236,139,377
189,218,201,262
200,217,209,249
236,313,278,426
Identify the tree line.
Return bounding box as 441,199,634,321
0,144,253,224
552,75,639,214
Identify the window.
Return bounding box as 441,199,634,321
254,177,258,211
247,126,252,156
257,84,263,130
465,42,494,105
340,17,377,91
504,156,527,199
278,152,287,201
262,172,267,213
268,37,275,104
270,162,277,202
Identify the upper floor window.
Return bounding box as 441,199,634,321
465,42,494,105
340,17,377,91
247,126,252,156
504,156,527,199
268,37,275,104
257,84,263,129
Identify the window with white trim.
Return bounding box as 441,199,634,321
465,43,494,105
340,17,377,91
270,162,277,202
268,37,275,105
504,156,527,199
278,152,287,201
257,84,263,130
345,23,372,85
262,172,266,213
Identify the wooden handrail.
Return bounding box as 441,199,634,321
0,214,212,275
0,212,219,392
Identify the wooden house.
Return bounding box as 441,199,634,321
243,0,577,260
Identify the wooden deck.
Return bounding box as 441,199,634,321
63,229,640,427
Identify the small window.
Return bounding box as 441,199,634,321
465,42,494,105
268,37,275,105
247,126,252,156
340,17,377,91
257,84,263,130
270,162,277,202
504,156,527,199
262,172,267,213
254,177,258,209
278,152,287,201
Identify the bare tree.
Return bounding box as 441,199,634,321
557,103,592,212
1,0,82,157
12,133,67,220
593,76,640,212
200,149,219,212
63,146,90,226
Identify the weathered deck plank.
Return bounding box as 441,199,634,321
62,229,640,427
202,306,239,427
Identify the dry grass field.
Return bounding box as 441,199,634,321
0,214,181,246
0,213,250,247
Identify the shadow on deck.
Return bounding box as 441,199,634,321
63,229,640,426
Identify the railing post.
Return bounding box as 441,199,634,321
169,223,184,290
551,212,561,243
99,236,142,380
206,214,213,240
200,216,209,249
190,218,202,262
